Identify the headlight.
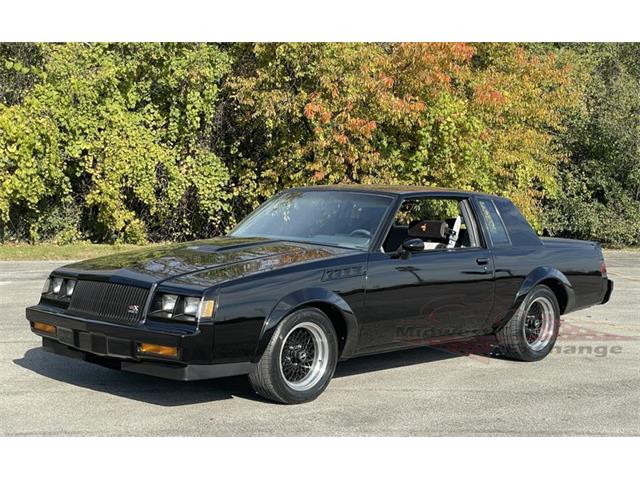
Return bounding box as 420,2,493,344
52,277,63,294
42,276,76,302
65,279,76,297
151,294,215,322
161,294,178,312
183,297,200,316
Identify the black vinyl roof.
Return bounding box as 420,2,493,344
291,184,488,197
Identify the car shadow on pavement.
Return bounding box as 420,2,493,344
334,346,461,378
14,347,256,406
334,336,503,378
14,340,497,406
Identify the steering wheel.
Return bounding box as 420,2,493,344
349,229,371,238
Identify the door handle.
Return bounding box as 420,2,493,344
476,257,490,265
462,268,490,275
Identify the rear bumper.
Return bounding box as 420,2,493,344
27,305,255,381
602,279,614,304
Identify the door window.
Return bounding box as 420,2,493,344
382,197,478,253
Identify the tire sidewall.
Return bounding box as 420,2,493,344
267,308,338,404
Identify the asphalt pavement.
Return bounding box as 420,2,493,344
1,250,638,435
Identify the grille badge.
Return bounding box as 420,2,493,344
127,304,140,315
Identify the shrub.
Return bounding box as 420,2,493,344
1,43,231,242
544,43,640,245
222,43,578,230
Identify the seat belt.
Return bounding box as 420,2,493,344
448,216,462,248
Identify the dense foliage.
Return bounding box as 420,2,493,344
1,43,231,243
0,43,638,246
544,43,640,246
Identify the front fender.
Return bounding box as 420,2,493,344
253,288,359,362
496,266,574,331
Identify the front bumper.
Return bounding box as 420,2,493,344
41,337,255,381
27,305,255,381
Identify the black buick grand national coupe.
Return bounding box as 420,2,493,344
27,186,614,403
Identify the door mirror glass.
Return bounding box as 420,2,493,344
390,238,424,259
403,238,425,252
402,238,425,252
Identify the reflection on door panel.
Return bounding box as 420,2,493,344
361,196,494,351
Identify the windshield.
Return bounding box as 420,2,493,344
230,190,393,249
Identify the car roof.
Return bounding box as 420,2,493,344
289,184,487,197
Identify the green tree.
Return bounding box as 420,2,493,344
2,43,602,244
222,43,578,228
0,43,43,106
544,43,640,245
0,43,232,243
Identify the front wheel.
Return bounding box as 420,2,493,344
496,285,560,361
249,308,338,404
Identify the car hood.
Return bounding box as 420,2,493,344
55,237,348,289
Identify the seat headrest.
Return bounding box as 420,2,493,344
407,220,450,242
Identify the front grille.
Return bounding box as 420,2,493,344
67,280,149,326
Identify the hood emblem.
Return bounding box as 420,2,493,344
127,304,140,315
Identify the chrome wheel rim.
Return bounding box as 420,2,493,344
523,297,556,351
279,322,329,391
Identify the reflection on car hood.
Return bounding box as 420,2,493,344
55,236,345,288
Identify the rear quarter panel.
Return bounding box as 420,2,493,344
488,241,606,335
474,195,606,329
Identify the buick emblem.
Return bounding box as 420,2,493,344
127,304,140,315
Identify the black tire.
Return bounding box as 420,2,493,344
496,285,560,362
248,308,338,404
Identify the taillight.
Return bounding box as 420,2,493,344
599,260,607,277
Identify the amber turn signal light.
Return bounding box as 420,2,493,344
32,321,56,334
199,299,215,318
138,343,178,358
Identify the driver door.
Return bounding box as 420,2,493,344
358,196,495,351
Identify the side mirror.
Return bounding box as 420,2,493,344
402,238,425,252
391,238,424,259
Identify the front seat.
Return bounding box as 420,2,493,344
383,224,409,252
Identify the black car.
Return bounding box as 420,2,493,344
27,185,614,404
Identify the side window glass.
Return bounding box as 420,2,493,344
382,197,477,253
477,199,510,246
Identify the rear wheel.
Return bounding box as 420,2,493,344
249,308,338,404
496,285,560,361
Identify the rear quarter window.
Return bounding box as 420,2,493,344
476,198,511,246
493,198,542,247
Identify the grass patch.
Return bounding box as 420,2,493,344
2,241,637,262
0,242,149,261
603,245,640,251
